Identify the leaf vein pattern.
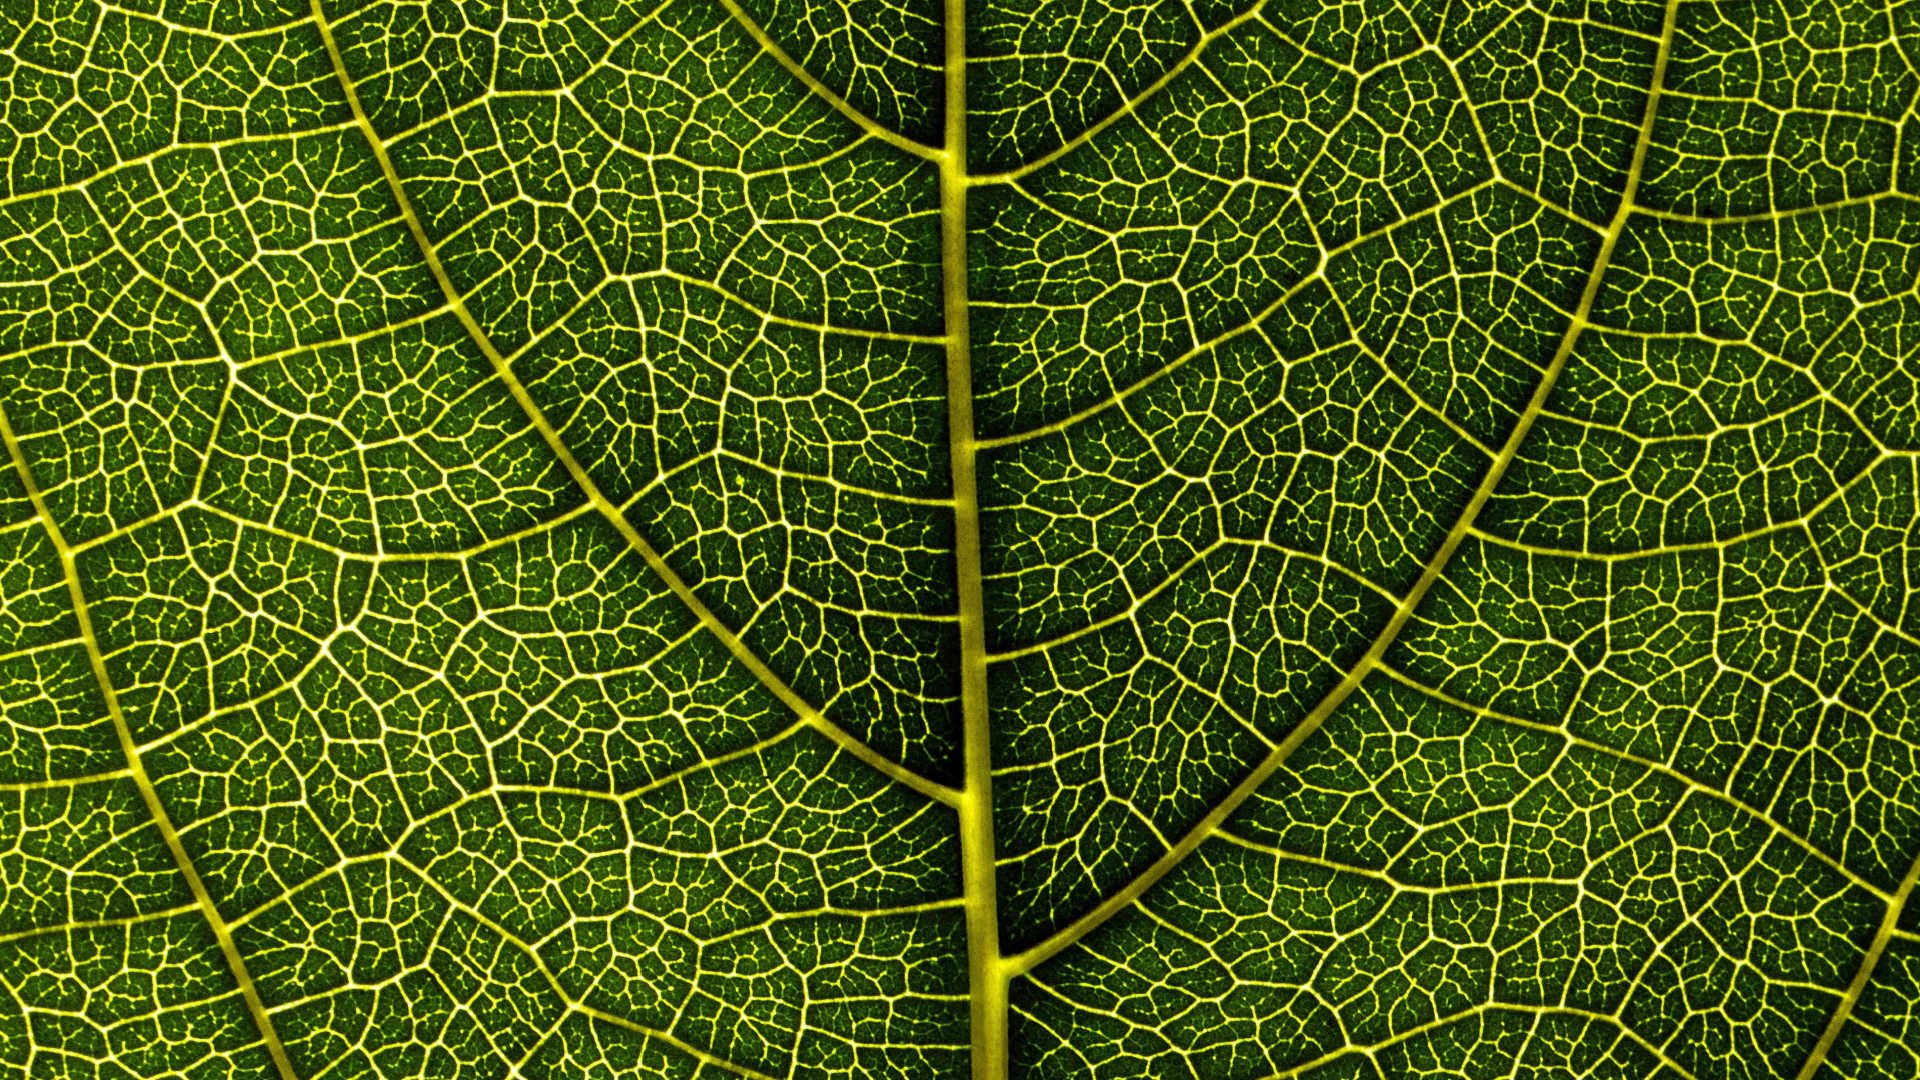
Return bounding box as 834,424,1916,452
1007,0,1689,978
308,0,959,811
0,400,300,1078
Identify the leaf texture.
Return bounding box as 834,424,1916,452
0,0,1918,1077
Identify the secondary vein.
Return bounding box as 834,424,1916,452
713,0,945,162
1794,848,1920,1080
309,0,959,810
1004,0,1687,978
0,402,300,1080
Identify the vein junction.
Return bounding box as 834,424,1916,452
0,0,1916,1077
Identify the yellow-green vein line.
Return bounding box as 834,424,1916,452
941,3,1008,1077
1795,849,1920,1080
966,0,1269,185
712,0,944,162
0,403,300,1080
310,0,960,811
973,177,1496,451
1004,0,1685,977
1369,661,1892,904
1247,1003,1699,1080
394,851,780,1080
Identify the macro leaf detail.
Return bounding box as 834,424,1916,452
2,0,1919,1077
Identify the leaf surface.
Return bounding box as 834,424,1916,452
1,0,1918,1077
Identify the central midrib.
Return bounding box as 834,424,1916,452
316,3,1895,1079
945,0,1682,1069
939,3,1011,1079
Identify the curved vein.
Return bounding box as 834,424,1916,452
310,0,959,811
711,0,944,162
973,177,1497,451
966,0,1270,185
0,403,300,1078
1794,848,1920,1080
1005,0,1685,977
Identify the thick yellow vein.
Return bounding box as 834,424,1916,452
1795,848,1920,1080
1004,0,1685,978
941,3,1009,1077
0,402,300,1080
711,0,944,162
310,0,959,811
0,904,205,948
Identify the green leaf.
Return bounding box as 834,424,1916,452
1,0,1917,1077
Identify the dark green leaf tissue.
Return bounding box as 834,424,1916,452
1,0,1918,1076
